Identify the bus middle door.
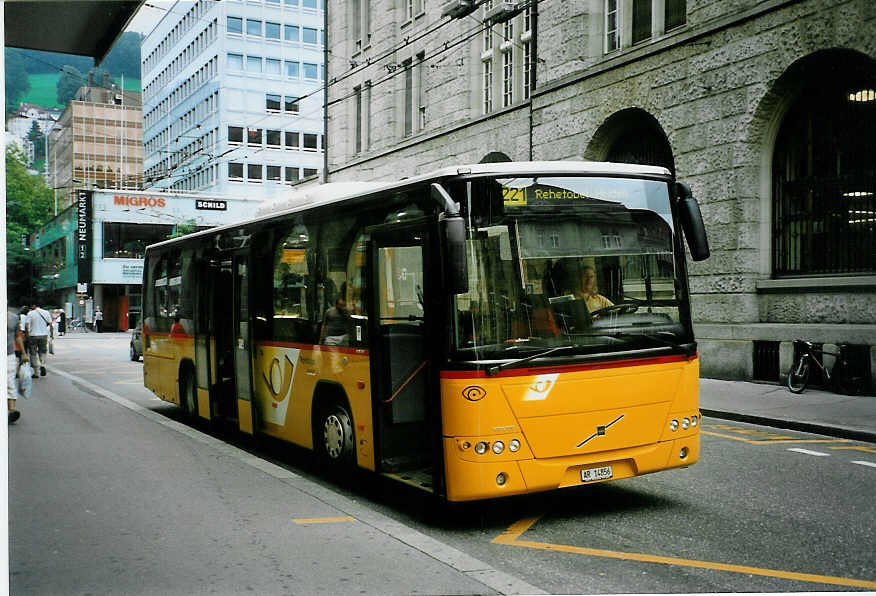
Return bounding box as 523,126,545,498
232,252,256,435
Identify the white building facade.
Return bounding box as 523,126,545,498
141,0,325,199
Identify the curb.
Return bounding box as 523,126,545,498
702,409,876,444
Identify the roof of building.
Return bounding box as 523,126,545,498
4,1,143,63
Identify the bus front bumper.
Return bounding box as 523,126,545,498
443,435,699,502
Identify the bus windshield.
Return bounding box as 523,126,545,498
452,175,690,360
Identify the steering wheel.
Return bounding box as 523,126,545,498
590,302,639,318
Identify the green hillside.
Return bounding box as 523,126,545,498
20,73,141,109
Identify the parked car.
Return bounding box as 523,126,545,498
130,323,143,361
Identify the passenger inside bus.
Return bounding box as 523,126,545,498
320,297,352,346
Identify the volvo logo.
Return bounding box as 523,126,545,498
576,414,625,448
462,386,486,401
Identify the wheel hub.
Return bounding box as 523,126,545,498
324,415,345,459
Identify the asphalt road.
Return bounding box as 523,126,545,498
9,333,876,594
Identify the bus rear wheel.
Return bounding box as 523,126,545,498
320,404,355,464
180,368,198,419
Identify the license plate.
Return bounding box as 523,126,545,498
581,465,613,482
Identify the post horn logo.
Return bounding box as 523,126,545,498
264,354,295,406
462,385,486,401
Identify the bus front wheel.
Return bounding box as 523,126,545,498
319,404,355,464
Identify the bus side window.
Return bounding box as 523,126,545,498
316,216,359,347
272,220,316,344
346,231,368,345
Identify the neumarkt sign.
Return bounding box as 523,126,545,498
196,199,227,211
77,190,93,284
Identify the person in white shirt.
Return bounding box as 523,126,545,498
25,301,53,377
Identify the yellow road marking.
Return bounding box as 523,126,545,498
829,445,876,454
493,516,876,589
292,516,357,524
701,430,850,445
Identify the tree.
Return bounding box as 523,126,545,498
169,220,199,239
6,146,55,304
27,120,46,162
5,48,31,116
56,65,83,105
87,67,116,88
99,32,143,80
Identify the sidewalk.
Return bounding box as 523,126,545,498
700,378,876,443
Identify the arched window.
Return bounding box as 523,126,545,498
592,108,675,174
772,60,875,276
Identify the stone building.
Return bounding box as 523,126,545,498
323,0,875,389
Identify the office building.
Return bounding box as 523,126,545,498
47,85,144,208
141,0,325,198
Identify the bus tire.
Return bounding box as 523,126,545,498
179,365,198,419
315,399,355,466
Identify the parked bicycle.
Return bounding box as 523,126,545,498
786,340,864,395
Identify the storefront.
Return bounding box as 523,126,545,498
34,189,262,331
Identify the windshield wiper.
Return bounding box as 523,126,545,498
486,345,581,376
579,331,693,355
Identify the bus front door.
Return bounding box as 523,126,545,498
370,224,439,491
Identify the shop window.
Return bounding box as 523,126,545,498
103,222,174,259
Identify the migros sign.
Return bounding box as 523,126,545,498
114,195,167,208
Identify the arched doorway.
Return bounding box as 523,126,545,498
479,151,512,163
771,50,876,276
588,109,675,173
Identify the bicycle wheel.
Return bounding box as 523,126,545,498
787,355,811,394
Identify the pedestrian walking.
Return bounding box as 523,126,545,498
25,301,52,377
58,309,66,336
94,306,103,333
8,307,27,423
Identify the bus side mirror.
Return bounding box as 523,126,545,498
440,214,469,295
675,182,710,262
431,183,469,294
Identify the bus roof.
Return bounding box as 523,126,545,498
144,161,673,252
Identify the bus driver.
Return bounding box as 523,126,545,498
576,266,613,313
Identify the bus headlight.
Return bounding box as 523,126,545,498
669,419,679,432
492,441,505,454
496,473,507,486
682,417,690,430
474,441,489,455
691,416,698,427
509,439,520,452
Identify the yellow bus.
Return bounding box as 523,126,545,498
142,162,710,501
